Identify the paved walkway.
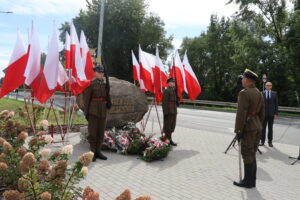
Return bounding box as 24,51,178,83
53,122,300,200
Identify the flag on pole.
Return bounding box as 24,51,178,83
183,51,201,101
35,23,60,103
24,22,42,95
56,62,69,92
65,32,71,69
170,51,187,99
69,23,90,95
80,30,94,80
132,50,140,82
131,50,147,91
139,45,154,93
154,47,163,103
0,31,28,98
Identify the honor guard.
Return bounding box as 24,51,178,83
233,69,264,188
162,77,178,146
83,65,110,161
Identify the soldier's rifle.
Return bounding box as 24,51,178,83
100,54,112,109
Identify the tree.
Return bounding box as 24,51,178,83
59,0,173,82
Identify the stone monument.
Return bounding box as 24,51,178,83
77,77,148,128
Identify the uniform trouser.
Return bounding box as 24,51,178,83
163,114,177,139
87,115,106,153
261,115,274,144
241,130,261,164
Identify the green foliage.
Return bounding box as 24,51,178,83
143,145,171,162
59,0,173,82
181,1,300,106
127,138,146,155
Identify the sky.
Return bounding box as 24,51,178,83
0,0,239,77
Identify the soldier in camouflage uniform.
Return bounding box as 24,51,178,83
233,69,264,188
83,65,109,161
162,78,178,146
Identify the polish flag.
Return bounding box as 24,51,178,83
131,50,146,91
65,32,71,69
56,62,69,92
153,47,163,103
156,49,168,88
24,22,42,95
0,31,28,98
69,23,90,95
131,50,140,82
139,46,154,93
80,30,94,80
183,51,201,101
35,24,60,103
170,51,187,99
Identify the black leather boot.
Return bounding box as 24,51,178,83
170,139,177,146
233,163,253,188
252,160,257,187
96,151,107,160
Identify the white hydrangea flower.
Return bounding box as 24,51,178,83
39,120,49,130
8,111,15,118
44,136,53,144
62,145,73,156
80,166,89,176
40,148,51,159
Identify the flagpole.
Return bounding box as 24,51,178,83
97,0,105,58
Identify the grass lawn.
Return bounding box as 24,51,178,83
0,98,87,126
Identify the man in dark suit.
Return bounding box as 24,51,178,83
260,82,278,147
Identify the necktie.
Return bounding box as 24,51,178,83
269,91,271,99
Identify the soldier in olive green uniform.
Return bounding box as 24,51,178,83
233,69,264,188
83,66,109,161
162,78,178,146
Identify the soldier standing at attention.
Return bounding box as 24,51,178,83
162,77,178,146
233,69,264,188
83,65,110,161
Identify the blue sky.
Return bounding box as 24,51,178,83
0,0,238,77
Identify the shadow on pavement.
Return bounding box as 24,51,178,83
257,146,292,165
144,149,200,170
245,188,267,200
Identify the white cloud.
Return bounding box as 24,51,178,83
145,0,238,27
0,0,87,16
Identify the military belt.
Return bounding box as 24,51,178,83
246,113,257,117
92,97,107,101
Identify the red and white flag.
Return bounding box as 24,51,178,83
80,30,94,80
183,51,201,101
156,48,168,88
24,22,42,95
132,50,140,82
139,46,154,93
69,23,90,95
56,62,69,92
0,31,28,98
35,24,60,103
154,47,163,103
65,32,71,69
170,51,187,99
131,50,146,91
